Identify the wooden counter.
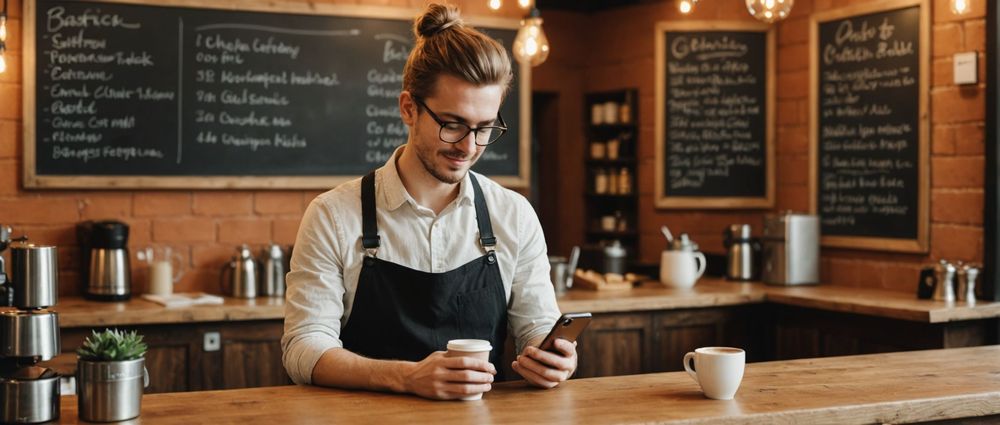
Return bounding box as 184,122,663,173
38,277,1000,328
53,345,1000,424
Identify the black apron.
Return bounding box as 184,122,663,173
340,171,508,369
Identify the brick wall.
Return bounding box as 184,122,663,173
0,0,523,295
536,0,986,293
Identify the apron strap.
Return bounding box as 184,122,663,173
468,173,497,250
361,171,380,255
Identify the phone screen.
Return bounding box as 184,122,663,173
538,312,592,352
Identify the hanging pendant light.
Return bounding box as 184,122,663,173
513,8,550,67
678,0,698,14
0,0,8,74
951,0,970,15
746,0,794,23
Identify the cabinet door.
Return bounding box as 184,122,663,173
650,307,761,372
210,321,291,390
574,313,652,378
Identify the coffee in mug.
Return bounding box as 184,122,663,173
445,339,493,400
682,347,745,400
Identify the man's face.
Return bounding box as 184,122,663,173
402,74,505,184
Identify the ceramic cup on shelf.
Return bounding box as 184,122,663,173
659,250,706,289
683,347,745,400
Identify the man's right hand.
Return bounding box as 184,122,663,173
402,351,497,400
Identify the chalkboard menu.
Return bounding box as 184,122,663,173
654,22,774,209
24,0,527,189
811,0,929,252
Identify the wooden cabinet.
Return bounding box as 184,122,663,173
61,320,290,394
574,306,765,378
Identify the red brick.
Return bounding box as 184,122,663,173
777,125,809,154
0,53,21,85
0,197,78,224
777,70,808,99
931,189,983,225
932,125,956,155
153,218,215,243
931,156,984,188
776,154,808,185
6,0,21,19
4,19,19,53
930,224,982,262
0,84,21,120
0,159,18,195
777,100,804,125
302,191,327,209
933,23,963,58
254,192,304,215
133,193,192,217
58,271,83,297
638,159,654,196
775,184,809,212
273,218,302,245
218,218,270,244
176,268,223,295
931,86,984,123
954,122,985,155
79,194,132,220
193,192,253,216
880,262,923,293
778,18,808,46
191,244,236,268
16,225,76,246
932,58,952,87
122,219,153,247
965,19,986,51
777,44,808,72
0,120,17,159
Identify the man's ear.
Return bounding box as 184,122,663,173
399,91,418,127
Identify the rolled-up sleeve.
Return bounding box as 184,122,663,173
506,196,561,354
281,199,347,385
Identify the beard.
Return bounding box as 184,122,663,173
413,141,481,184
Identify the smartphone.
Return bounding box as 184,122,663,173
538,312,592,352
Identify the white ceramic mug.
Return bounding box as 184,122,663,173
660,250,706,288
683,347,745,400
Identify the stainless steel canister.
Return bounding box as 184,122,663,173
0,366,61,424
9,243,58,309
0,310,60,360
77,358,148,422
260,244,286,297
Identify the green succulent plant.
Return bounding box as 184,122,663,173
76,329,148,361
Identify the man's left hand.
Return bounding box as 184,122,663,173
511,338,577,389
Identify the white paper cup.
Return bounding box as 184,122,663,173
445,339,493,401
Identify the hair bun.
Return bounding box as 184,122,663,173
415,3,463,38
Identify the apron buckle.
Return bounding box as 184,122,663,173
365,248,379,258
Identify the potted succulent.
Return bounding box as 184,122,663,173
76,329,149,422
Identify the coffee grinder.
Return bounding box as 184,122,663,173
0,228,62,423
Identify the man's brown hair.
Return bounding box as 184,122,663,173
403,3,513,100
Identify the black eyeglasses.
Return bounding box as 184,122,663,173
412,96,507,146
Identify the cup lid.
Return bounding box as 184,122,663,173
447,339,492,352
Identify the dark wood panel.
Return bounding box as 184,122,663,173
575,313,651,378
144,345,191,393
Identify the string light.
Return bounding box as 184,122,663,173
746,0,794,23
0,0,7,74
678,0,697,14
489,0,501,11
517,0,533,9
513,8,549,67
951,0,970,14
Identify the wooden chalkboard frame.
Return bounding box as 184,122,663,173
808,0,930,253
654,21,776,209
22,0,530,189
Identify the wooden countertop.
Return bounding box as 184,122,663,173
35,277,1000,328
54,345,1000,424
48,296,285,327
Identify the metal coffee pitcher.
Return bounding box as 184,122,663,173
259,244,286,297
221,245,257,299
918,260,957,302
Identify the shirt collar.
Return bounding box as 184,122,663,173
379,145,475,212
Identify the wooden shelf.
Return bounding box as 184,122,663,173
586,192,637,198
586,158,636,166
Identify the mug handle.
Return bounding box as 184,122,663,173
683,352,698,384
693,252,707,279
170,251,186,284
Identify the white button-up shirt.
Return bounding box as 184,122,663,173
281,147,561,385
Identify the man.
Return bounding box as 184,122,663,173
281,3,576,400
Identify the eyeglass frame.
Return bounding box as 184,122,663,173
411,96,508,146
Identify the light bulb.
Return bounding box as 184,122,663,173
518,0,532,9
0,54,7,74
513,15,549,67
678,0,694,14
489,0,501,11
0,17,6,42
746,0,794,23
951,0,970,14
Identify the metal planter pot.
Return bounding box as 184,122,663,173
76,358,147,422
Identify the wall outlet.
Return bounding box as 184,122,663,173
203,331,221,352
953,52,978,85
